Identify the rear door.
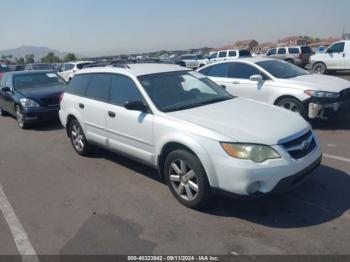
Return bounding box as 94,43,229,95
106,74,155,164
79,73,110,146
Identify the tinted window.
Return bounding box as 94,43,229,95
209,52,217,59
218,51,227,58
288,48,299,54
329,42,344,53
256,60,308,79
85,74,111,102
201,63,230,77
64,64,75,71
301,46,312,54
197,55,204,59
77,63,92,69
230,63,260,79
267,49,276,55
110,75,143,106
238,50,252,57
228,51,237,57
13,72,66,90
66,74,91,96
278,48,287,55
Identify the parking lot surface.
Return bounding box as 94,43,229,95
0,74,349,257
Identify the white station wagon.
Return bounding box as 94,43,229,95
59,64,322,208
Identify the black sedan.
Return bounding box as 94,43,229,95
0,70,66,129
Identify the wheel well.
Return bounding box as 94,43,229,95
274,95,301,106
285,58,294,63
313,61,327,68
157,142,196,177
66,114,77,137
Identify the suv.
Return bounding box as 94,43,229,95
310,40,350,74
209,49,252,63
58,61,94,82
176,54,209,69
59,63,321,208
266,46,312,68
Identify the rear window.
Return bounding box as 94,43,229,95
301,46,312,54
65,74,91,96
238,50,252,57
13,72,65,90
288,48,300,54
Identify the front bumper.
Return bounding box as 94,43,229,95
209,138,322,196
22,106,60,123
305,96,350,119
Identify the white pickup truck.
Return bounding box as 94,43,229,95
311,40,350,74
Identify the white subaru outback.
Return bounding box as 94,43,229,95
59,63,322,208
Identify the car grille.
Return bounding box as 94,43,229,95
42,97,60,107
281,130,316,160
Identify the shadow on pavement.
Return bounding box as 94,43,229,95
311,115,350,130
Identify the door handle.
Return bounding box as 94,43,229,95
232,81,240,85
108,111,116,118
79,103,84,109
343,53,345,57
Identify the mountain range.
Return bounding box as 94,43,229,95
0,46,69,60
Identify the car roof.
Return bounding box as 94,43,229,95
76,63,189,77
66,61,94,65
5,70,57,76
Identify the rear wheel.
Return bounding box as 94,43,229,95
164,149,211,209
69,119,92,156
313,62,327,74
276,97,307,118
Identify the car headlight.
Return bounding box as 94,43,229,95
305,90,339,98
19,98,40,108
221,143,281,163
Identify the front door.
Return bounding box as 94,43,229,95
324,42,346,69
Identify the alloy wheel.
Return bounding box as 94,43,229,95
279,101,300,113
16,106,24,127
169,159,199,201
71,123,85,152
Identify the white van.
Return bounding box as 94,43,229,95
310,40,350,74
208,49,251,63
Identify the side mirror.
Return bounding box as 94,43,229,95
1,87,11,92
124,101,149,112
250,74,263,82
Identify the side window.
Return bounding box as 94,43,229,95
110,75,144,106
85,74,111,102
228,51,237,57
66,74,91,96
278,48,286,55
202,63,231,78
230,63,260,79
329,42,345,53
65,64,75,71
218,51,227,58
267,48,276,56
288,48,299,54
209,52,218,59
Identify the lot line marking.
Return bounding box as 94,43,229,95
0,184,39,262
324,154,350,163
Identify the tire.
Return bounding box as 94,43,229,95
276,97,307,119
68,119,92,156
285,59,294,64
0,106,7,116
313,62,327,74
164,149,211,209
15,105,28,129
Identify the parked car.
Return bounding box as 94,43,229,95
209,49,252,63
198,58,350,120
176,54,209,69
59,63,322,208
0,71,66,128
24,63,51,71
310,40,350,74
9,65,25,71
266,46,312,68
58,61,94,82
0,64,10,78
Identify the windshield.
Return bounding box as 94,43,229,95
256,60,308,79
14,72,66,90
138,71,233,112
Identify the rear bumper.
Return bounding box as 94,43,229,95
22,107,59,123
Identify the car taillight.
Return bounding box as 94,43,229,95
59,93,64,103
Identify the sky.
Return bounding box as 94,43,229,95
0,0,349,56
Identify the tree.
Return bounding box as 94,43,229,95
17,57,25,65
41,52,61,63
25,54,35,64
63,53,77,62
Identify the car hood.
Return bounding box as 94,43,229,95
17,85,65,101
279,74,350,93
168,98,309,145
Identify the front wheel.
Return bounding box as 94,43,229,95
164,150,211,209
15,105,28,129
69,119,92,156
313,62,327,74
276,97,307,119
